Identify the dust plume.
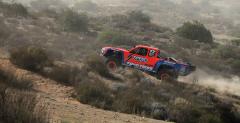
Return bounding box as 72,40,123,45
180,69,240,96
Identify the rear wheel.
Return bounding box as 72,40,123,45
157,69,177,81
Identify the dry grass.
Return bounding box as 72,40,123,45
0,85,48,123
0,69,32,90
0,60,48,123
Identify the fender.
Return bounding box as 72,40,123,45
153,60,178,73
104,49,124,64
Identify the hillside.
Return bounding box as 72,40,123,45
0,0,240,123
0,56,170,123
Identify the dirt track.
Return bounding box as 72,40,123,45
0,58,170,123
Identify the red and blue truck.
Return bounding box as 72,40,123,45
101,45,196,80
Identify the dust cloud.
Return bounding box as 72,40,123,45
180,69,240,96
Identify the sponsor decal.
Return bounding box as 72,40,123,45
133,56,148,62
126,62,153,71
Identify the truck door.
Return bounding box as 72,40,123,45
125,47,149,70
145,49,159,71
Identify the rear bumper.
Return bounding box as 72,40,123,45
178,65,196,76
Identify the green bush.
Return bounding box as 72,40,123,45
128,10,151,23
176,21,213,43
98,29,136,45
75,80,113,109
60,10,88,32
0,2,28,17
10,46,51,72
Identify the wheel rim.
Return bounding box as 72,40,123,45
107,61,117,71
160,73,171,81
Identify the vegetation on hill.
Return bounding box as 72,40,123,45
0,20,10,45
177,21,213,43
98,29,136,45
10,46,51,72
59,9,89,32
128,10,151,23
0,1,28,17
73,62,240,123
1,1,240,123
0,69,48,123
73,0,98,12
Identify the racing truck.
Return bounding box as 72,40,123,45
100,45,196,80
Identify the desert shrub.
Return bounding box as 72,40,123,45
38,9,59,18
73,0,98,12
82,54,119,79
10,46,51,72
59,9,88,32
127,70,143,82
141,23,171,33
128,10,151,23
168,105,203,123
109,14,131,29
199,114,223,123
75,80,113,109
176,21,213,43
112,82,154,115
214,45,240,59
0,19,10,44
43,65,80,85
98,29,136,45
231,39,240,46
0,2,28,17
30,0,66,11
215,102,240,123
173,36,200,49
0,69,32,90
0,88,48,123
230,60,240,74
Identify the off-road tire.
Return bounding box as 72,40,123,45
106,58,120,71
157,69,177,81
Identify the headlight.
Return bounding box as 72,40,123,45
101,48,108,55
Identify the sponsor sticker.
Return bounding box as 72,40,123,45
126,62,153,71
133,56,148,62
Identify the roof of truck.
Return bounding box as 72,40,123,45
135,45,159,51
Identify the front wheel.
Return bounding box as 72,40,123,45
157,69,177,81
106,59,119,71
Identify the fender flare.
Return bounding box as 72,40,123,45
153,60,176,73
105,49,124,64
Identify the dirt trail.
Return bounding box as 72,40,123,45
0,59,170,123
